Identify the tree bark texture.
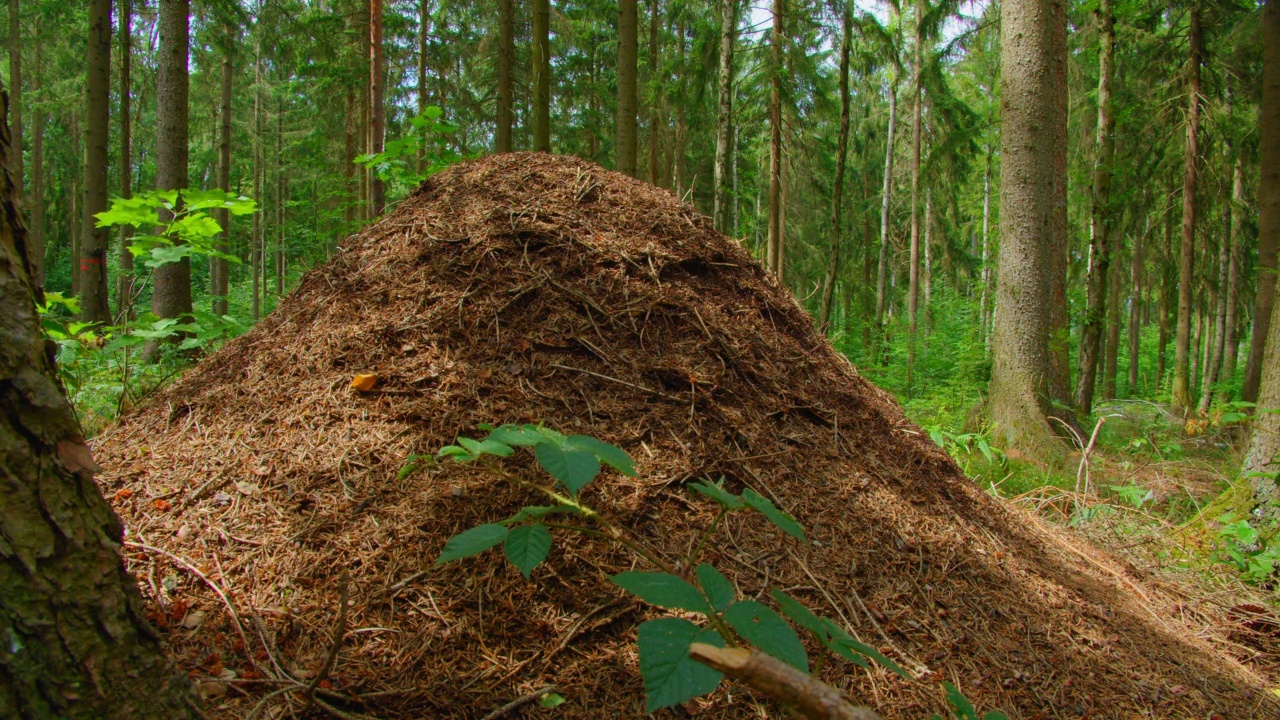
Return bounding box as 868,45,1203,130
7,0,21,196
151,0,191,327
987,0,1068,461
1075,0,1115,415
907,9,923,393
1172,5,1202,414
1128,217,1143,394
369,0,385,216
1245,0,1280,405
817,6,851,335
1103,228,1122,401
79,0,111,324
496,0,513,153
532,0,550,152
417,0,430,169
213,46,232,316
617,0,639,177
874,67,898,345
646,0,660,184
713,0,735,232
1201,213,1229,412
1222,151,1244,387
0,85,201,720
115,0,132,318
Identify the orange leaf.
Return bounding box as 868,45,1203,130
115,488,134,501
350,373,378,391
153,498,172,511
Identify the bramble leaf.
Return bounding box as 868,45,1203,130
695,564,735,612
565,435,637,476
534,442,600,494
723,600,808,672
504,524,552,579
689,479,745,509
741,489,806,543
609,571,712,614
637,618,724,711
435,524,508,565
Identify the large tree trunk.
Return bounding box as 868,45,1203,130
1243,0,1280,504
1244,23,1280,404
7,0,21,197
713,0,735,232
150,0,192,339
79,0,111,324
1172,5,1202,414
1075,0,1115,415
213,44,232,316
496,0,513,153
765,0,784,277
532,0,550,152
817,4,852,335
115,0,132,318
0,84,201,720
369,0,385,216
617,0,638,176
906,8,923,394
987,0,1067,462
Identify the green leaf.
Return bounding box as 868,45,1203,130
609,571,712,614
741,489,806,543
504,524,552,579
689,479,745,509
502,505,580,525
435,524,508,565
695,564,735,612
398,454,432,480
826,626,909,679
534,442,600,494
769,590,827,637
636,618,724,712
722,600,808,672
565,435,637,476
944,682,980,720
539,692,566,709
437,445,474,462
457,436,514,458
485,424,547,447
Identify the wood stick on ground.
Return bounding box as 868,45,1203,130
303,568,351,713
479,684,555,720
689,643,881,720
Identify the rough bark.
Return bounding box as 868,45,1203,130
1128,215,1143,394
817,5,851,335
251,50,261,321
150,0,191,332
1200,210,1229,412
1242,0,1279,503
7,0,20,195
617,0,638,177
419,0,431,166
765,0,784,277
115,0,132,317
213,45,232,316
906,8,923,393
980,145,991,353
532,0,550,152
1102,227,1122,401
987,0,1068,462
0,84,201,720
1245,1,1280,405
874,67,899,347
1075,0,1115,415
496,0,513,153
1221,150,1244,387
646,0,660,184
1172,5,1202,415
713,0,735,232
79,0,111,324
369,0,385,216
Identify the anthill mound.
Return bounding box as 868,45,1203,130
98,153,1276,719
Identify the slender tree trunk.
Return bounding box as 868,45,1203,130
906,10,923,394
1075,0,1115,415
1172,5,1202,414
419,0,431,166
1103,228,1122,401
0,86,202,720
646,0,660,184
149,0,191,344
115,0,131,317
1157,180,1174,391
275,95,283,296
251,50,261,321
369,0,385,216
496,0,513,153
617,0,638,176
987,0,1068,461
79,0,111,324
1129,215,1144,394
343,86,354,224
713,0,735,231
1222,151,1244,388
980,145,991,353
7,0,21,197
1200,210,1230,412
817,5,851,335
69,152,78,297
1242,0,1280,506
875,56,899,352
29,35,42,286
213,46,231,316
532,0,550,152
765,0,784,277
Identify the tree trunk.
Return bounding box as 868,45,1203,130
343,86,354,224
252,50,261,321
1103,227,1122,402
1244,4,1280,405
617,0,638,176
1200,210,1230,412
0,84,202,720
275,95,284,297
713,0,735,232
765,0,784,277
646,0,660,184
79,0,111,324
7,0,21,197
817,5,851,335
69,159,78,296
906,9,923,394
496,0,513,153
115,0,131,317
1243,0,1280,504
980,145,991,353
532,0,550,152
1075,0,1115,415
369,0,385,216
987,0,1067,462
1172,5,1202,415
213,45,231,316
150,0,191,337
419,0,431,166
1128,215,1144,394
1221,151,1244,388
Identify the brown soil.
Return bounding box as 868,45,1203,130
97,153,1278,719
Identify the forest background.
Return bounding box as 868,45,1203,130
4,0,1280,595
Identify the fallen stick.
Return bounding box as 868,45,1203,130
479,684,555,720
689,644,881,720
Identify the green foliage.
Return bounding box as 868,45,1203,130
504,524,552,579
95,189,255,270
609,572,713,614
435,524,509,565
722,600,808,672
636,618,725,712
355,107,463,201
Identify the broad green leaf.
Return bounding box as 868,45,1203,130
825,623,909,678
145,244,194,268
435,524,508,565
485,424,546,447
689,479,745,509
437,445,473,462
769,589,827,637
534,442,600,494
695,564,735,612
502,505,581,525
539,692,565,709
723,600,808,672
944,682,979,720
504,524,552,579
741,489,806,543
565,434,637,476
457,436,514,458
609,571,711,614
637,618,724,712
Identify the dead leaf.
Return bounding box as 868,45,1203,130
114,488,134,501
350,373,378,391
182,610,206,629
57,439,101,478
198,682,227,701
153,498,172,511
236,481,260,496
